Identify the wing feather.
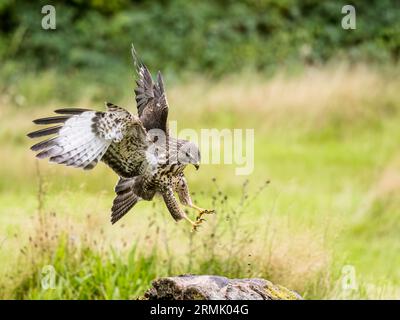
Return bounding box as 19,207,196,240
28,103,150,176
131,45,169,133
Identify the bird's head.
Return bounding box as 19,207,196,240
178,140,201,170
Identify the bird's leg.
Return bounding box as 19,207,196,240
183,215,205,232
175,176,214,230
162,186,204,232
189,204,215,222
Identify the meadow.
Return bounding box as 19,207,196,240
0,63,399,299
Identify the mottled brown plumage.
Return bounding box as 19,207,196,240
27,46,213,230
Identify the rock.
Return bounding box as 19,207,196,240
143,275,303,300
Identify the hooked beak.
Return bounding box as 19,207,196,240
193,163,200,170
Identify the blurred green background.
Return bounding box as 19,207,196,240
1,0,399,76
0,0,400,299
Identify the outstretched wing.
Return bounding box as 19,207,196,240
28,102,150,177
132,45,169,133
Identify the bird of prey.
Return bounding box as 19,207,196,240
27,46,214,231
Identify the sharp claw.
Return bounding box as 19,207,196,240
191,224,201,232
191,217,206,232
188,207,215,232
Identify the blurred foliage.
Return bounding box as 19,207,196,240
0,0,399,77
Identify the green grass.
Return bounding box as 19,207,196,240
1,64,400,299
8,239,157,299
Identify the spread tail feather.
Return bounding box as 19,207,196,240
111,177,141,224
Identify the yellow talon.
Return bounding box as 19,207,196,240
195,208,215,222
185,206,215,232
184,216,204,232
191,219,205,232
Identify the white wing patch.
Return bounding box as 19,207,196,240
29,104,148,174
29,110,111,170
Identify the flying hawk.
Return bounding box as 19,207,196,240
27,46,214,231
